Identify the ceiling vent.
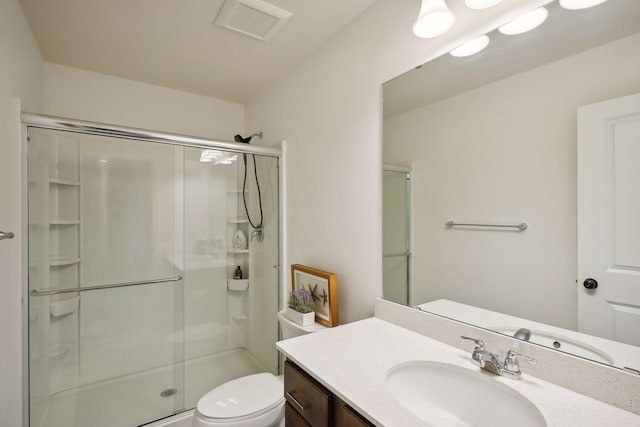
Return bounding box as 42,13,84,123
214,0,293,42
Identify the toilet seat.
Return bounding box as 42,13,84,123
194,373,284,427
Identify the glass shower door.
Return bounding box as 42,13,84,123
181,148,280,409
27,128,185,427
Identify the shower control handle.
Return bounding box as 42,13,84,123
0,230,15,240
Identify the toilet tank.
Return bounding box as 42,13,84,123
277,310,327,340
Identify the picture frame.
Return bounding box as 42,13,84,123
291,264,339,327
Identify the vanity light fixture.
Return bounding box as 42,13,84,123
465,0,504,10
449,34,490,57
498,7,548,35
413,0,456,39
559,0,608,10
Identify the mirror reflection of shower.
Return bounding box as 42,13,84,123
382,165,412,306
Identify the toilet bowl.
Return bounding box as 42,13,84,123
192,310,326,427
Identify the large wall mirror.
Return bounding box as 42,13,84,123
382,0,640,373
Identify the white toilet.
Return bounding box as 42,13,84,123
192,310,326,427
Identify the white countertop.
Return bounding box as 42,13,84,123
277,317,640,427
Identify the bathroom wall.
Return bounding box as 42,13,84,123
246,0,552,324
43,63,245,139
383,33,640,330
0,0,43,425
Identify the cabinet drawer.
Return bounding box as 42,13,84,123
284,360,331,427
285,402,311,427
334,397,375,427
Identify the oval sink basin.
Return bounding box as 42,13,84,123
386,361,547,427
491,326,614,365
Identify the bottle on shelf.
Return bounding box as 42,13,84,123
232,224,248,250
234,265,243,280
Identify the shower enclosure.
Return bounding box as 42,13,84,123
24,115,280,427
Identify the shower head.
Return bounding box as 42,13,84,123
234,132,263,144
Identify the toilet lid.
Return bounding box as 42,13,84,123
197,373,283,419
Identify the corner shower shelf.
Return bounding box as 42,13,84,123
49,178,80,186
50,218,80,225
228,249,249,254
227,219,249,224
50,296,80,317
228,279,249,292
50,256,81,267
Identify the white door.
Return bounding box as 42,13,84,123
578,93,640,347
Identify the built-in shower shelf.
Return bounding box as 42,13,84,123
50,296,80,317
227,189,248,194
227,249,249,254
50,256,81,266
49,177,80,186
227,219,249,224
228,279,249,291
50,218,80,225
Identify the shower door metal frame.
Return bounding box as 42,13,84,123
21,113,283,427
21,113,282,157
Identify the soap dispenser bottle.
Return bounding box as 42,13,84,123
232,224,247,250
234,265,243,279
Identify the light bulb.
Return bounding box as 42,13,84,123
465,0,504,10
413,0,456,39
498,7,548,35
450,35,490,57
559,0,608,10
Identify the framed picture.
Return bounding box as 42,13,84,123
291,264,339,327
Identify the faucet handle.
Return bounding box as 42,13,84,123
460,336,485,350
504,349,536,373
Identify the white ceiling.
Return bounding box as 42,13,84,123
19,0,376,104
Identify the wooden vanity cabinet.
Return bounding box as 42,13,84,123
284,360,374,427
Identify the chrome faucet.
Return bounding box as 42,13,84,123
514,328,532,341
460,336,536,380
